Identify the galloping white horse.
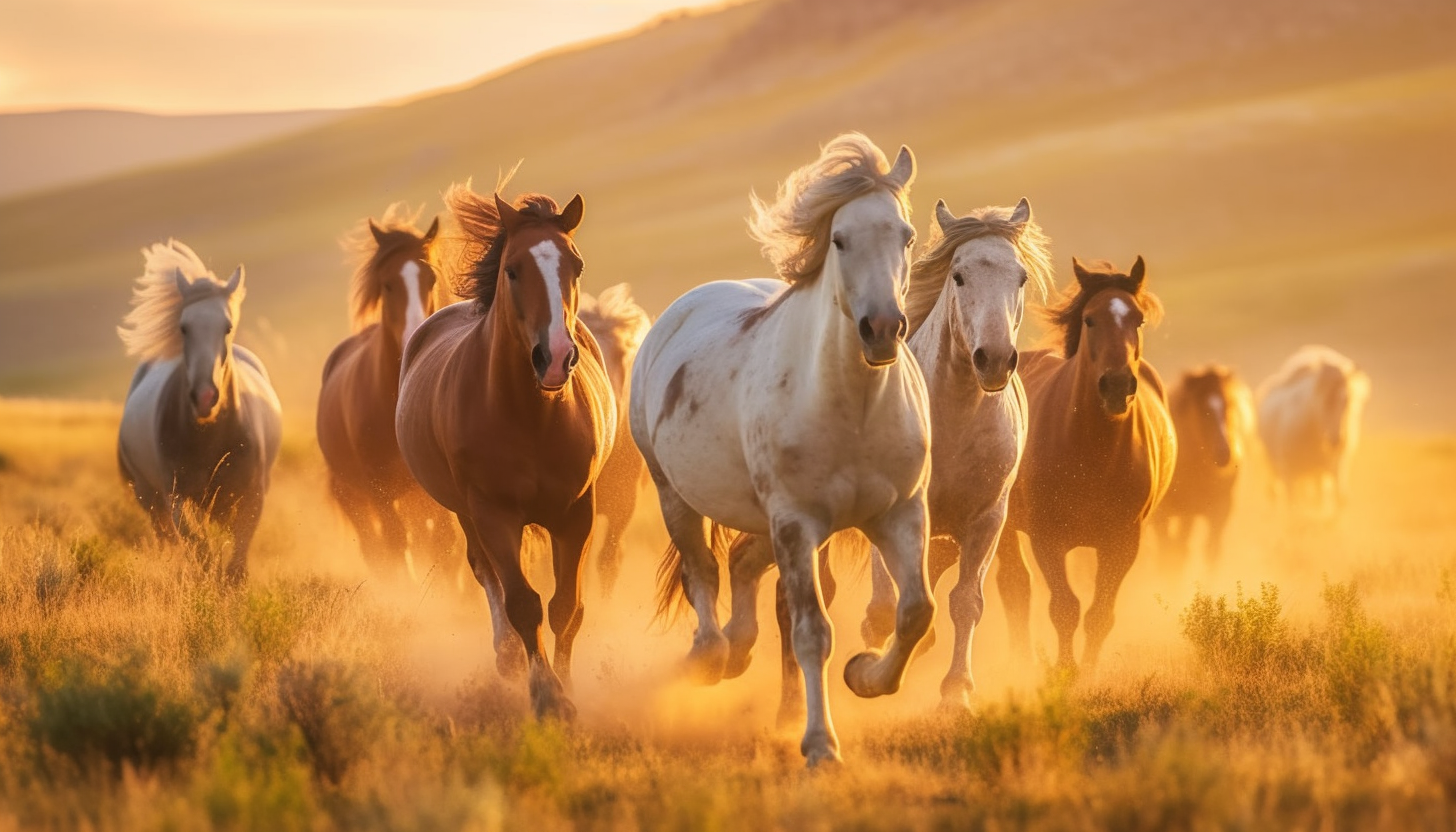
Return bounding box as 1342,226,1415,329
631,133,932,766
720,198,1054,713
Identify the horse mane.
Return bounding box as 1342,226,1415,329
1043,260,1163,358
445,178,566,312
747,132,912,284
117,239,240,361
579,283,652,360
1257,345,1369,404
342,202,435,333
904,203,1054,336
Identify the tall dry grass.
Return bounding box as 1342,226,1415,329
0,397,1454,830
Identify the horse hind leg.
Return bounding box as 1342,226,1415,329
843,494,934,701
722,533,775,679
655,482,729,685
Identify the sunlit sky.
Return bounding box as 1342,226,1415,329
0,0,713,114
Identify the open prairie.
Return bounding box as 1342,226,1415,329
0,0,1454,827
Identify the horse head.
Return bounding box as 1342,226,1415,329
826,145,916,367
367,215,440,351
175,265,244,422
493,193,586,391
1072,256,1151,418
933,197,1034,392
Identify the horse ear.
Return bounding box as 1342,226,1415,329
224,264,244,295
422,216,440,246
494,194,522,231
1009,197,1031,226
933,199,956,232
173,268,189,296
1072,257,1092,285
369,219,387,245
1128,255,1146,289
887,145,916,190
558,194,585,234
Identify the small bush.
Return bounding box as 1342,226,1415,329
31,655,198,772
1181,583,1304,676
277,659,390,784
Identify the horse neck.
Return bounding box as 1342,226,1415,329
913,283,984,407
371,323,405,393
481,290,553,407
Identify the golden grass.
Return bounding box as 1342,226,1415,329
0,398,1454,829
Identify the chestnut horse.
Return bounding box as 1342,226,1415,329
577,284,652,597
117,240,282,581
996,257,1176,670
396,185,614,721
632,134,931,766
1154,365,1253,566
719,197,1055,713
317,207,451,582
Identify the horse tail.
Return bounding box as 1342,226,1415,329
654,522,736,624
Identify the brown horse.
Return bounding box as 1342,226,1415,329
576,284,652,597
317,207,451,582
395,184,615,721
996,257,1176,670
1154,365,1253,566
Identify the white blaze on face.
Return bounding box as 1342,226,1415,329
1109,296,1132,326
529,239,571,364
400,260,425,348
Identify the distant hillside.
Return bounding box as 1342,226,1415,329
0,0,1451,429
0,108,351,198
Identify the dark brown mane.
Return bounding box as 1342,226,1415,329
1043,259,1163,357
446,185,565,312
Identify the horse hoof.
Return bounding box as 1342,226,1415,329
843,650,895,699
683,633,729,686
533,693,578,724
937,690,972,715
722,647,752,680
804,745,843,769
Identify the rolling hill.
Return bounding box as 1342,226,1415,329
0,108,352,199
0,0,1451,429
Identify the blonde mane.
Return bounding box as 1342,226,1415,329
747,132,912,284
342,203,436,332
579,284,652,360
904,204,1054,336
117,239,241,361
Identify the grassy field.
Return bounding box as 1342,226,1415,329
1,397,1453,830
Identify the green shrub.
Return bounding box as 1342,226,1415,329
1181,583,1304,676
31,655,197,772
277,659,390,784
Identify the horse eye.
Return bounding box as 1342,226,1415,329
1084,316,1095,328
225,324,233,335
1019,273,1029,287
180,324,189,335
505,267,517,281
832,235,845,252
952,272,965,287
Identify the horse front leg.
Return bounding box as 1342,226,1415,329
994,529,1032,657
843,492,933,700
772,513,837,766
463,497,571,721
774,543,833,731
1034,535,1080,671
722,533,775,679
1082,527,1140,672
940,504,1007,710
459,514,527,680
547,489,595,692
225,489,265,584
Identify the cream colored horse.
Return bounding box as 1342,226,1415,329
631,134,932,766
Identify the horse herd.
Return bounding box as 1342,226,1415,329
111,133,1371,766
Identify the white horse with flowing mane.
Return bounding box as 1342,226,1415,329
720,197,1054,713
631,133,932,766
1256,345,1371,516
117,240,282,581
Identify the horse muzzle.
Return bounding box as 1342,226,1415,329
533,341,580,391
1098,371,1138,416
191,384,220,420
858,312,906,367
972,346,1018,393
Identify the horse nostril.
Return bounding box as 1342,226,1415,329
973,348,989,371
1007,350,1019,372
896,314,908,339
531,343,549,377
858,316,874,343
1128,376,1138,396
565,346,580,371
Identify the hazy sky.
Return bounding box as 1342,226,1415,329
0,0,712,114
